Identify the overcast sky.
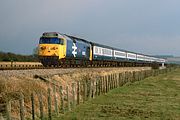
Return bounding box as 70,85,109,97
0,0,180,56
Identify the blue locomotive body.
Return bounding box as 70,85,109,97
65,35,91,60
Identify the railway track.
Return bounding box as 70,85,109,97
0,62,117,70
0,62,115,70
0,61,157,70
0,62,43,70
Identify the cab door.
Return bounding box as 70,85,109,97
58,38,66,59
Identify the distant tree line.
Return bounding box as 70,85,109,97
0,51,39,62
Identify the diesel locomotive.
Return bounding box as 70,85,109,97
38,32,166,67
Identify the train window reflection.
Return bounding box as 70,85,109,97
39,37,64,45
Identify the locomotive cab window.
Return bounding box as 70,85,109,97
59,38,64,45
39,37,64,45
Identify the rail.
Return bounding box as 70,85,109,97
0,61,165,70
0,62,43,70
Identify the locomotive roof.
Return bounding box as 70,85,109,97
64,34,91,44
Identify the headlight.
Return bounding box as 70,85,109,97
51,47,58,50
40,46,46,50
51,47,56,50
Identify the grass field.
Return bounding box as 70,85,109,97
57,68,180,120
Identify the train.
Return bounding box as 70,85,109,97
38,32,166,68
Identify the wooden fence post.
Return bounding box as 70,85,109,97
132,72,134,82
124,72,126,84
77,81,80,105
136,72,138,81
110,74,113,90
120,73,122,86
121,73,123,85
112,74,114,89
82,80,87,103
72,83,76,109
101,76,103,94
92,80,95,98
116,74,118,88
19,93,25,120
38,92,44,120
122,73,125,85
101,77,103,94
141,71,144,79
140,71,142,80
53,85,58,115
118,73,121,87
113,74,115,89
85,80,88,101
127,72,130,82
106,75,109,93
130,72,132,82
130,72,133,82
66,86,70,111
124,72,127,84
31,93,35,120
88,80,92,100
99,77,101,95
129,72,132,82
128,72,130,82
132,71,135,82
6,99,11,120
59,86,64,113
109,75,111,90
105,76,107,93
113,74,115,88
47,88,52,120
95,78,98,97
102,76,105,94
136,71,139,81
114,74,116,88
113,74,115,87
106,75,108,92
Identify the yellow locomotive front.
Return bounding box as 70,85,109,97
38,32,66,66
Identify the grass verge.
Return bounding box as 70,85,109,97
57,68,180,120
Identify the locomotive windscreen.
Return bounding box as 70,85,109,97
43,33,58,37
39,37,63,44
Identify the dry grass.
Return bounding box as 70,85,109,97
0,67,150,119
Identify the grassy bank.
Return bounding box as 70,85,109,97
58,68,180,120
